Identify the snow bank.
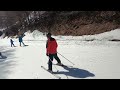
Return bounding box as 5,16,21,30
23,30,47,40
10,29,120,41
95,29,120,41
55,29,120,41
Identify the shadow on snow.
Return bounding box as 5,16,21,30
54,66,95,79
0,46,17,79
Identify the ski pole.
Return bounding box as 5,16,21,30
57,52,75,65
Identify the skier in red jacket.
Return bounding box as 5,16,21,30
46,33,62,72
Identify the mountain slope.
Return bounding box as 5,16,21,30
1,11,120,37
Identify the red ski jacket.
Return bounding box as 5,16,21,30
46,38,58,54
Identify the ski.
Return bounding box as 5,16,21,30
41,66,61,79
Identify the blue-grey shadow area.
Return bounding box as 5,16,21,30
0,46,17,79
54,66,95,79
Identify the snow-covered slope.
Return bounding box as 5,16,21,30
0,29,120,79
22,29,120,41
55,29,120,41
90,29,120,41
23,30,46,40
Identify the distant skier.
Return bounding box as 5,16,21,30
0,31,3,36
46,33,62,72
10,38,16,47
0,52,7,59
0,52,6,59
0,52,3,58
18,34,25,47
0,31,3,39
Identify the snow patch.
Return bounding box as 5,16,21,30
24,30,46,40
55,29,120,41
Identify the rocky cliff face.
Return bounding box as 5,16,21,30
2,11,120,37
45,11,120,36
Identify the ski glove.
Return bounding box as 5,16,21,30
46,53,49,56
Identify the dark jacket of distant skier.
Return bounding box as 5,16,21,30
19,36,22,42
0,31,3,36
19,35,23,42
0,31,3,57
18,34,26,46
10,39,16,47
19,34,25,42
10,39,14,44
0,52,2,56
